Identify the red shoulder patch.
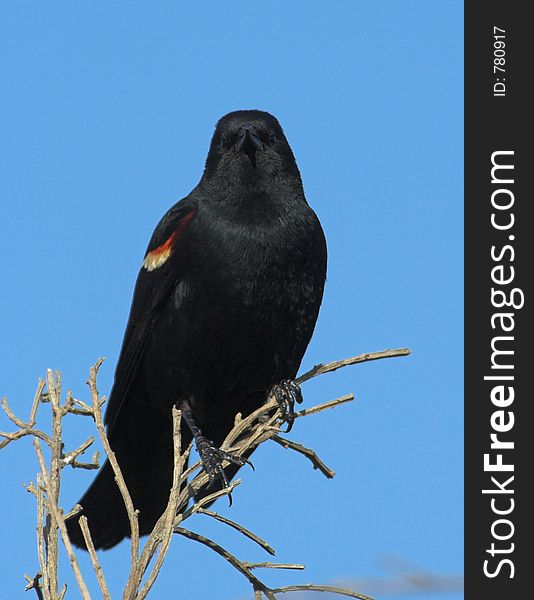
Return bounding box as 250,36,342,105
143,209,197,271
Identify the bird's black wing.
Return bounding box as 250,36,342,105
104,200,198,436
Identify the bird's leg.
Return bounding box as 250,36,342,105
180,401,252,496
269,380,303,433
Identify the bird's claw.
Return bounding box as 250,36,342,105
270,379,303,432
196,435,253,504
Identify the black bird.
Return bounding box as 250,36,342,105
66,110,327,549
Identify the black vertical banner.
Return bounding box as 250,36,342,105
465,2,532,598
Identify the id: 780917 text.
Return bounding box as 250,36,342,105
493,26,506,97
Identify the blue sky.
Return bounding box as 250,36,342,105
0,2,463,599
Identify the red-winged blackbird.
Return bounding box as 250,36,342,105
66,110,327,549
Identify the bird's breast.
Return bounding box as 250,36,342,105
193,210,316,306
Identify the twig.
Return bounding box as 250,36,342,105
88,359,140,577
1,396,27,428
24,573,44,600
197,508,276,556
61,436,95,467
271,584,375,599
1,380,49,449
79,516,111,600
222,401,279,450
135,407,184,600
45,369,63,599
24,481,38,498
1,427,53,450
61,390,74,416
69,453,100,470
33,438,91,600
296,348,411,385
179,479,242,521
296,394,354,418
35,474,49,600
272,435,336,479
69,395,105,416
63,505,83,522
245,562,305,571
174,528,276,600
29,379,46,425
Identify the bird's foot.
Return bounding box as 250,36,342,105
196,434,252,500
181,402,253,504
270,379,303,432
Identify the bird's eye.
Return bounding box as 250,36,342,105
219,134,231,150
268,131,277,145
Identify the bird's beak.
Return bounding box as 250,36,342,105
235,124,263,156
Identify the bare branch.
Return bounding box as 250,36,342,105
197,508,276,556
296,348,411,385
61,436,95,468
35,474,49,600
24,480,38,498
271,584,375,599
61,390,74,416
33,438,91,600
1,380,49,449
3,348,408,600
63,504,83,522
88,358,140,574
24,572,44,600
78,516,111,600
179,479,242,520
174,527,276,600
29,379,47,425
44,369,63,598
1,396,27,428
135,407,184,600
272,435,335,479
245,562,305,571
68,394,105,416
1,427,53,450
296,394,355,418
68,451,100,471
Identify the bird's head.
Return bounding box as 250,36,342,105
202,110,301,187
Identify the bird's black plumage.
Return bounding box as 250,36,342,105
66,110,327,549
